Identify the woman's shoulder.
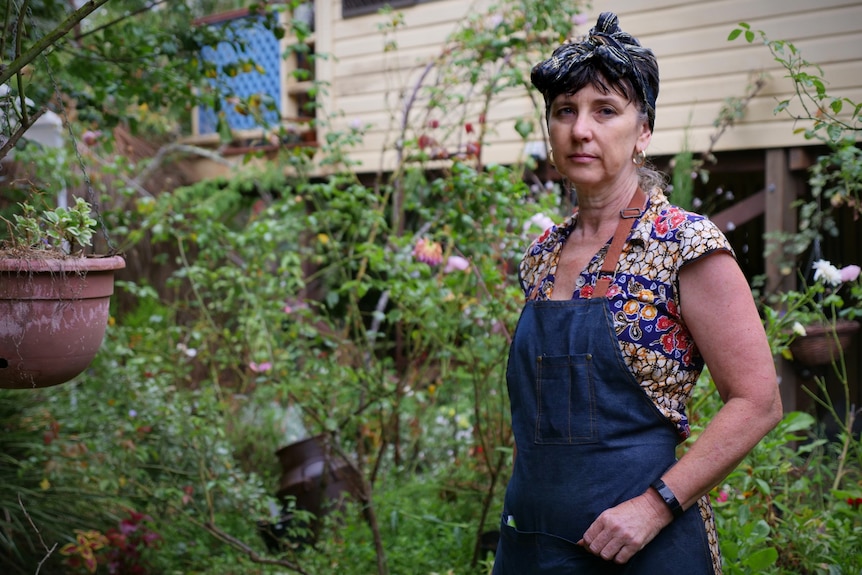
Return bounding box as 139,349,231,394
640,188,733,259
644,188,724,234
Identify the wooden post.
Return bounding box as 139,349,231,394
764,148,797,294
764,148,802,413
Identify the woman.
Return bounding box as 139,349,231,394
493,12,783,574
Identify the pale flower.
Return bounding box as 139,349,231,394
486,13,504,28
840,264,861,283
443,255,470,274
82,130,102,146
249,361,272,373
176,343,198,358
812,259,843,286
524,212,555,234
791,322,807,337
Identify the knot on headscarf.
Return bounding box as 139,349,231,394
532,12,658,130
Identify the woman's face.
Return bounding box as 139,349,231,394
548,82,651,193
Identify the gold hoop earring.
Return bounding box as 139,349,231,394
632,149,647,167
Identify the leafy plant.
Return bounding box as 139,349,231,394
0,390,126,575
690,372,862,575
59,510,162,575
0,196,97,256
760,259,861,358
0,0,286,163
729,23,862,268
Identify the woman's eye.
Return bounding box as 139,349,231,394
598,107,616,116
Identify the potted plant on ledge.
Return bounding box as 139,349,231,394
766,259,861,367
0,197,125,388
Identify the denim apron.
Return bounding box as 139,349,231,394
493,197,715,573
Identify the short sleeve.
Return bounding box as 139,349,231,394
677,216,735,269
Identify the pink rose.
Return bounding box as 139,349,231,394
249,361,272,373
443,255,470,274
840,265,860,283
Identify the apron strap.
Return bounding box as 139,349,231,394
593,187,648,299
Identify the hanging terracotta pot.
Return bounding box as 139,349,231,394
788,319,860,367
0,255,125,389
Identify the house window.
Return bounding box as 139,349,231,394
342,0,420,18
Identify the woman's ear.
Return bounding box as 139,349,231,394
637,119,652,151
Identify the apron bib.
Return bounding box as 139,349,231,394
493,297,715,574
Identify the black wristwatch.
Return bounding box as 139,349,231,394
651,478,684,519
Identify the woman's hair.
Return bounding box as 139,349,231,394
531,12,665,191
531,12,659,130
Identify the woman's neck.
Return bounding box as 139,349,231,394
573,182,640,238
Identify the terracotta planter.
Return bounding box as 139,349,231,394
789,319,860,367
0,255,125,389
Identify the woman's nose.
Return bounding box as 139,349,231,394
571,114,592,140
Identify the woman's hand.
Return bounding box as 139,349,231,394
577,489,672,564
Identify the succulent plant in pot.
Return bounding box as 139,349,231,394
0,197,125,389
2,197,96,254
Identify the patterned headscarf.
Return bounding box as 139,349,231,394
531,12,659,130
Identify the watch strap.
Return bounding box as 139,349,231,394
651,478,684,519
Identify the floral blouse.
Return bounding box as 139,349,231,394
519,188,733,440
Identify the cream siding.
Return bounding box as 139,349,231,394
318,0,862,172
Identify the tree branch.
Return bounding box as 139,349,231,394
0,106,47,159
18,493,58,575
132,142,234,188
0,0,114,87
74,0,170,42
14,0,32,127
198,520,310,573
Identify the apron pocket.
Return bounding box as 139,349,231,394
494,513,614,575
534,354,597,444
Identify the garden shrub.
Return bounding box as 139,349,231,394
3,5,860,575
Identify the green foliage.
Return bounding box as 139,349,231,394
697,241,862,574
691,379,862,575
728,24,861,144
33,299,281,573
38,143,550,573
314,481,483,574
729,23,862,267
0,391,123,574
0,0,287,162
12,5,860,575
0,195,97,254
67,8,570,557
391,0,584,170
